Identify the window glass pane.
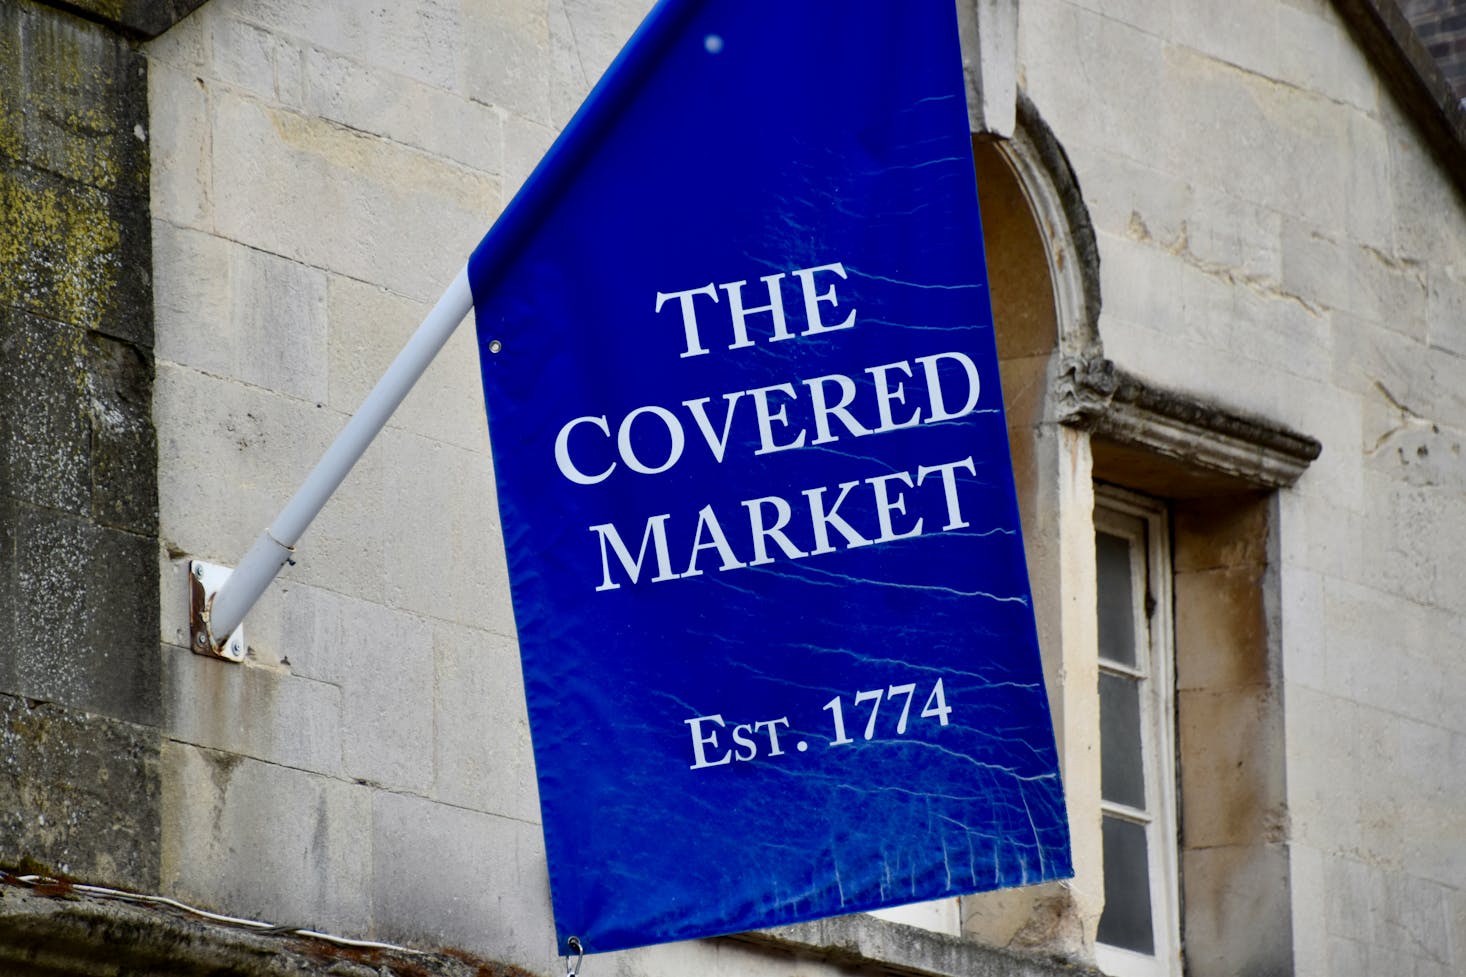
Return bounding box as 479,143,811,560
1098,814,1155,955
1096,531,1137,668
1099,670,1146,809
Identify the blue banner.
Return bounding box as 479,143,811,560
469,0,1070,954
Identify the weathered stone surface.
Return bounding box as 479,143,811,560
0,3,149,195
160,743,372,936
0,694,160,887
0,873,534,977
163,649,343,776
0,310,152,532
0,159,152,347
1,0,162,901
369,791,553,969
1,501,160,725
745,914,1105,977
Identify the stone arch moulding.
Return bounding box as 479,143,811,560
1000,93,1105,365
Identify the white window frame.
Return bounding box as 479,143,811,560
1092,487,1181,977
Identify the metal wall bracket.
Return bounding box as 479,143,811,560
188,561,246,662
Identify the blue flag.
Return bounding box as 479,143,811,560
469,0,1070,954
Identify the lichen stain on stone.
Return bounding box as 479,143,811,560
0,174,121,335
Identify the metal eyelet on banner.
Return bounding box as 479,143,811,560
564,936,584,977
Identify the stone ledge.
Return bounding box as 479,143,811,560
1056,357,1322,494
0,875,530,977
733,914,1102,977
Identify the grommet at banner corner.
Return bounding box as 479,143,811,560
564,936,584,977
488,339,503,354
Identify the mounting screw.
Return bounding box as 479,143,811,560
194,632,209,648
228,639,243,658
192,564,205,579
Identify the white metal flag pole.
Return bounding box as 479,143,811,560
191,266,475,660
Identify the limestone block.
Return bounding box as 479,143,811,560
1284,688,1364,853
161,742,372,933
1281,220,1349,318
209,14,280,102
232,0,463,92
4,501,161,726
1278,381,1363,509
325,273,491,453
1091,232,1188,345
378,426,513,632
147,63,213,230
1328,308,1431,410
370,791,554,969
1056,0,1169,35
1174,497,1269,574
432,623,539,823
0,2,148,197
1182,184,1284,286
1428,347,1466,434
0,693,161,888
84,331,159,535
1361,474,1441,605
154,362,390,603
1,162,151,346
955,0,1017,138
1277,563,1328,693
1274,1,1379,114
273,585,435,792
463,0,551,123
1320,576,1426,714
1323,856,1381,950
1390,617,1464,730
144,6,209,74
1155,50,1294,211
163,649,343,774
1064,143,1190,246
1324,937,1371,975
1354,864,1453,966
210,92,497,303
1426,265,1466,357
1385,97,1466,266
2,310,94,518
1171,0,1281,83
1285,492,1362,579
1216,279,1332,384
1174,566,1268,693
1177,688,1284,849
154,222,329,402
1018,0,1167,167
1338,113,1396,248
1161,50,1391,245
501,112,556,201
1286,842,1329,977
300,47,504,174
548,0,650,129
1179,843,1292,976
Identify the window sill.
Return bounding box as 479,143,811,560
727,913,1104,977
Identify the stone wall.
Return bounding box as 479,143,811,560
0,0,161,889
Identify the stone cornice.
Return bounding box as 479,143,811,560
1056,357,1322,491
